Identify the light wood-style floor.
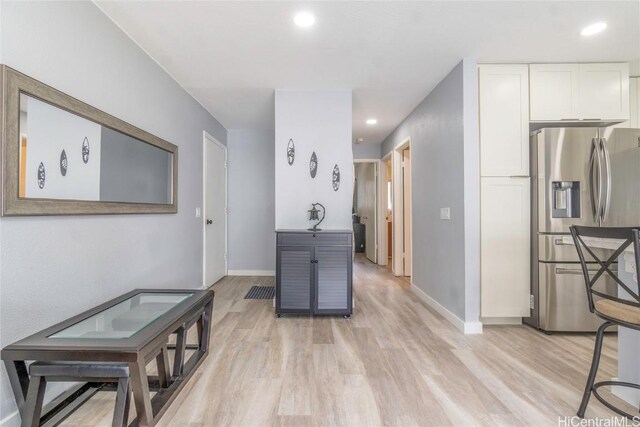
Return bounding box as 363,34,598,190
61,254,635,426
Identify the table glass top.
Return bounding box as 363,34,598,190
49,292,192,339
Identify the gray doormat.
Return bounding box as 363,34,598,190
244,286,275,299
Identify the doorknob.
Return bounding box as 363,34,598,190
206,219,213,225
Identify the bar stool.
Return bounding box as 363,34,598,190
570,226,640,419
23,361,131,427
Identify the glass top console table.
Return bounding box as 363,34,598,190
1,289,214,427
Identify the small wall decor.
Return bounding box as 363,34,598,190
286,138,295,165
37,162,45,189
81,137,90,164
60,149,68,176
309,151,318,178
332,164,340,191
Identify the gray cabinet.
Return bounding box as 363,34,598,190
276,230,353,317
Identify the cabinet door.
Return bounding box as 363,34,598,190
630,77,639,128
579,63,629,120
481,177,530,318
277,246,313,312
529,64,580,121
479,65,529,176
314,246,351,314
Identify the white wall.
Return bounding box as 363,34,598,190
0,2,226,424
380,60,480,328
352,142,381,160
227,129,276,274
275,90,353,230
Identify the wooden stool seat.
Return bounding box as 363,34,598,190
595,299,640,326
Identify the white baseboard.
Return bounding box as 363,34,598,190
227,270,275,276
1,410,19,426
410,283,482,335
612,377,640,407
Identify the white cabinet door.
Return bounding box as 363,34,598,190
479,65,529,177
579,63,629,120
630,77,639,128
529,64,580,121
481,177,530,318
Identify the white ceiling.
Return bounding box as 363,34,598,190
97,1,640,145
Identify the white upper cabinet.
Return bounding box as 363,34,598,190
530,63,629,122
529,64,580,121
479,65,529,177
629,77,639,128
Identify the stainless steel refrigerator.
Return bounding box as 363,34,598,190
525,127,640,332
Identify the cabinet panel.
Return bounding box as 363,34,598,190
277,246,312,311
481,177,530,318
529,64,580,121
315,246,351,312
479,65,529,176
630,77,639,128
579,63,629,120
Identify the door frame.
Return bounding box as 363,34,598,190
380,152,392,267
392,137,412,277
202,131,228,288
353,159,382,264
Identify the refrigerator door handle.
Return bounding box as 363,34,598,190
588,138,603,224
600,138,612,223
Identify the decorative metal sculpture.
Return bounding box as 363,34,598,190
309,151,318,178
37,162,46,189
82,137,90,164
332,164,340,191
308,202,326,231
60,149,68,176
286,139,295,165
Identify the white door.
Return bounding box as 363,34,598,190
402,148,412,276
356,162,377,263
204,134,227,287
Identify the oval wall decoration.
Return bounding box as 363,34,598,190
82,137,90,164
332,164,340,191
286,139,295,165
309,151,318,178
37,162,46,189
60,149,68,176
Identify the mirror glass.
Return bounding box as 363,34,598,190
18,93,173,204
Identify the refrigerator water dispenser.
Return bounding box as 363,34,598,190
552,181,581,218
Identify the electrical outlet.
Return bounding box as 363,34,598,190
440,207,451,220
195,207,201,218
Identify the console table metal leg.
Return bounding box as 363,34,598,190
129,360,153,427
22,375,45,427
156,345,171,388
4,360,28,416
200,301,213,352
112,377,131,427
173,325,187,377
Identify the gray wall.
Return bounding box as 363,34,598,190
381,59,480,323
352,142,381,160
227,129,276,273
0,2,226,423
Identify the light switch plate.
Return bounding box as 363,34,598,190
195,207,201,218
440,207,451,220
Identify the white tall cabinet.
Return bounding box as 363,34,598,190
478,64,531,321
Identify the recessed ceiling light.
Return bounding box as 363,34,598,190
366,118,377,125
581,22,607,36
294,12,315,28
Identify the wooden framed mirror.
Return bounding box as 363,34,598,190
0,65,178,216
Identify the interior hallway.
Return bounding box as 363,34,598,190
60,254,633,426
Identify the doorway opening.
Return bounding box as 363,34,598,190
203,131,228,288
392,138,411,277
353,160,378,264
382,153,393,269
